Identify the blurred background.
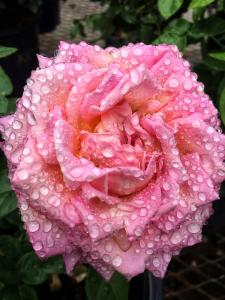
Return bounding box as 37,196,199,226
0,0,225,299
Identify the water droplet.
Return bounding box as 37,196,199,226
23,148,31,156
130,69,140,84
121,49,128,58
43,221,52,233
164,58,170,65
197,175,203,183
102,147,114,158
183,80,192,90
17,169,29,180
28,221,40,232
22,98,30,108
140,208,147,217
47,236,54,248
90,224,99,238
133,47,143,56
187,223,200,234
27,111,36,125
55,63,65,71
12,120,22,130
112,255,122,267
103,254,111,262
104,241,113,253
40,186,49,196
47,196,61,207
147,242,154,248
170,232,182,245
134,226,142,237
32,94,40,104
70,167,85,178
103,223,112,233
152,258,160,268
21,202,28,211
162,182,170,191
205,143,213,150
33,241,43,251
198,192,206,201
169,78,179,88
5,144,13,152
41,85,50,94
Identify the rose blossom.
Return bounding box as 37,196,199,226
0,41,224,279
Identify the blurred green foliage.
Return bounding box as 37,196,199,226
0,0,42,13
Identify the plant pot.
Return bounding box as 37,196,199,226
39,0,60,33
0,6,39,97
129,271,162,300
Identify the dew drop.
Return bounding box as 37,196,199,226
198,192,206,201
152,258,160,268
104,241,113,253
33,241,43,251
103,223,112,233
40,186,49,196
102,147,114,158
28,221,40,233
139,208,147,217
32,94,40,104
55,63,65,71
112,255,122,267
17,169,29,180
169,78,179,88
12,120,22,130
170,232,182,245
90,224,99,239
187,222,200,234
43,221,52,233
47,196,61,207
31,190,39,200
162,182,170,191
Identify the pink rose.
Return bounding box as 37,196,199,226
0,42,225,279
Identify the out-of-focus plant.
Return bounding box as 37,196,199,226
71,0,225,124
0,46,17,114
0,0,42,13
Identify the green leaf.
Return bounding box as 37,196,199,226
153,18,190,51
0,257,20,284
0,46,17,58
191,17,225,38
0,191,17,219
109,273,129,300
70,21,86,38
1,287,20,300
0,286,38,300
154,33,187,51
86,268,128,300
157,0,183,19
0,67,13,96
189,0,215,9
166,18,191,35
0,235,22,259
209,52,225,61
19,286,38,300
18,252,64,285
0,96,8,114
0,168,11,194
7,97,17,114
219,86,225,126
